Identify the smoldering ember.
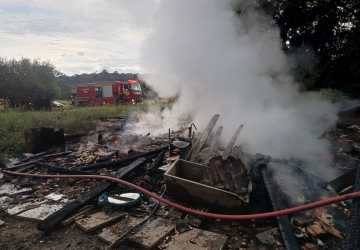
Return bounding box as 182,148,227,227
1,0,360,250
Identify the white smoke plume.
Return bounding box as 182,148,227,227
139,0,338,180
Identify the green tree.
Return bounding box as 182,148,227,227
258,0,360,93
0,58,60,109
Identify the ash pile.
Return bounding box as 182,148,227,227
0,112,360,250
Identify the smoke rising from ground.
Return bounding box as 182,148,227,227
140,0,338,179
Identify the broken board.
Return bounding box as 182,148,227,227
128,217,174,249
76,211,126,233
98,216,144,245
6,200,45,215
16,204,64,222
0,183,32,196
166,228,228,250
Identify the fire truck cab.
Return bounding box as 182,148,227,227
73,80,143,106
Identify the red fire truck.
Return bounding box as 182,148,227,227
73,80,143,106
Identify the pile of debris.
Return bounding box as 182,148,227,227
0,112,359,250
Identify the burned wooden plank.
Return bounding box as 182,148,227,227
166,228,228,250
35,150,72,161
190,114,220,161
76,211,126,233
16,203,64,222
147,150,166,171
207,154,250,197
128,217,174,249
343,166,360,250
223,124,243,159
8,151,72,171
108,198,162,249
6,200,45,215
79,146,168,171
327,168,356,193
223,156,250,196
0,183,32,196
11,159,43,169
195,126,223,164
210,126,223,151
98,216,144,245
43,164,91,175
61,205,95,226
261,165,301,250
37,157,146,232
208,156,225,186
15,151,50,164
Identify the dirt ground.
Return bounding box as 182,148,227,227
0,212,106,250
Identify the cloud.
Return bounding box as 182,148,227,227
0,0,159,74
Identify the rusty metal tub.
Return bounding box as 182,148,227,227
164,159,247,212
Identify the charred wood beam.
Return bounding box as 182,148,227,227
210,126,223,151
223,124,243,159
147,150,166,171
208,156,225,186
78,146,168,171
8,151,73,170
16,151,50,163
327,168,356,193
11,159,42,169
261,166,301,250
343,166,360,250
42,164,92,175
189,114,220,161
37,157,147,232
290,164,331,200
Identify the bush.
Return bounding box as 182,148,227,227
0,58,60,109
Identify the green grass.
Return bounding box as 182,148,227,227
0,104,147,157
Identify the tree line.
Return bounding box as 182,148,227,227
0,58,60,109
57,70,138,85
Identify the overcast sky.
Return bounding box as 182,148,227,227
0,0,158,75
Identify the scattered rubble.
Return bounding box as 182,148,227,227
1,111,360,250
